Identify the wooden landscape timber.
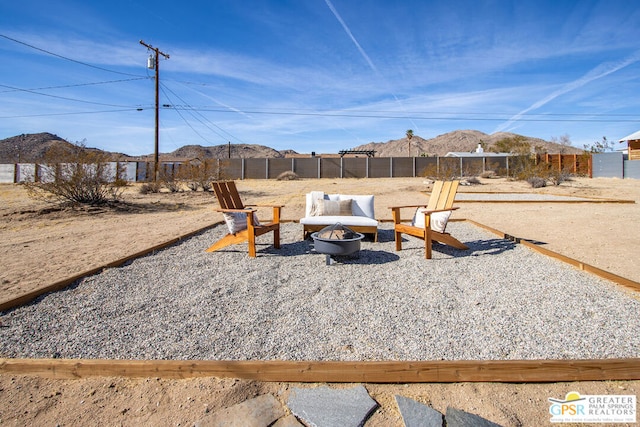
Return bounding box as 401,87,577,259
2,358,640,383
2,218,639,383
466,219,640,294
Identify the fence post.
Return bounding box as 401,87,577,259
241,159,245,180
389,157,393,177
266,158,269,179
557,154,562,174
340,157,343,179
366,157,369,178
317,157,321,179
460,157,463,179
506,157,509,177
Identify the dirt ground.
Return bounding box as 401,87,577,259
1,177,639,426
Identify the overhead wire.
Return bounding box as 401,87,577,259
0,33,144,77
0,83,144,108
159,82,248,143
0,77,150,94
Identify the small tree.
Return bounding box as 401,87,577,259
551,134,573,154
24,142,124,205
406,129,414,157
584,136,613,153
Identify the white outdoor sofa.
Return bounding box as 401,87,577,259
300,192,378,241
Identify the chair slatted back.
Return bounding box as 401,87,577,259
426,180,459,211
213,181,244,210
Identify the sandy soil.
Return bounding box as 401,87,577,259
1,177,639,426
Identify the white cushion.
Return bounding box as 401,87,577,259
300,215,378,227
223,211,260,234
412,208,451,233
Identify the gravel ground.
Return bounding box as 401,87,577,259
1,222,639,361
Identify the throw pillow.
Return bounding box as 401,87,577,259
311,199,353,216
223,211,260,234
412,208,452,233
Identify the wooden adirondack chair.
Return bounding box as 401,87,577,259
390,180,469,259
206,181,282,257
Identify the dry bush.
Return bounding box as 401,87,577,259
175,160,220,191
480,170,497,178
419,158,461,180
527,176,547,188
139,181,162,194
24,143,124,206
276,171,299,181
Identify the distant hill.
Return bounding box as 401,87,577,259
352,130,583,157
0,130,582,164
0,133,73,163
0,133,134,163
166,143,284,160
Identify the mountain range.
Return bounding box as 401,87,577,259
0,130,581,163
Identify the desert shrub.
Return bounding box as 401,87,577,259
420,158,461,180
276,171,299,181
24,143,124,206
527,176,547,188
546,166,575,186
174,160,221,191
162,177,182,193
480,170,497,179
464,176,481,185
139,182,161,194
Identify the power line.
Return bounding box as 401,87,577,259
0,33,143,77
0,77,149,94
0,83,143,108
160,82,246,144
159,85,212,144
0,108,144,119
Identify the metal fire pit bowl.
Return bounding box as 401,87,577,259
311,223,365,265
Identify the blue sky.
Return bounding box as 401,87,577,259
1,0,639,156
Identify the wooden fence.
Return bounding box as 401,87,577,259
0,154,593,184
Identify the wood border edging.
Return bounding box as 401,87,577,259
0,221,223,312
2,358,640,383
465,219,640,293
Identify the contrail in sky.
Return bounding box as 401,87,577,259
324,0,378,74
324,0,418,131
495,50,640,133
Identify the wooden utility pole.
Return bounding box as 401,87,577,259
139,40,169,182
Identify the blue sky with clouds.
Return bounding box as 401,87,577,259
1,0,639,155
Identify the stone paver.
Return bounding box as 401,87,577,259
445,406,503,427
395,395,443,427
195,394,284,427
287,385,378,427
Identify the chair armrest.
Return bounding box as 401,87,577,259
245,204,285,208
388,204,427,209
417,206,460,214
215,208,256,213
